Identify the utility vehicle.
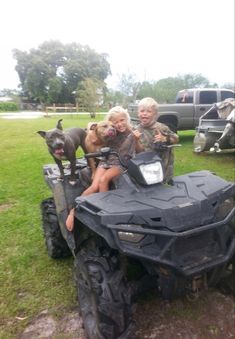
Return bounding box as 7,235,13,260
193,98,235,153
40,146,235,339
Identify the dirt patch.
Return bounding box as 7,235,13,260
20,309,86,339
19,289,234,338
0,203,14,212
134,289,235,338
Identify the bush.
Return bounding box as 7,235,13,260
0,101,19,112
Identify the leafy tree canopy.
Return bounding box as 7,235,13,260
13,40,111,104
137,73,218,103
114,72,217,106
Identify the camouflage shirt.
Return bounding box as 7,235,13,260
136,121,178,183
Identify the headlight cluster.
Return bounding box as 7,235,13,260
117,224,145,243
139,161,163,185
127,151,164,185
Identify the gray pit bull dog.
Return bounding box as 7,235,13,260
37,119,87,184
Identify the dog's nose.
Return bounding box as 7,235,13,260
107,128,116,137
55,143,63,148
54,138,64,147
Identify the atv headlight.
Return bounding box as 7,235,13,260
118,231,145,243
127,151,164,185
117,224,145,243
139,162,163,185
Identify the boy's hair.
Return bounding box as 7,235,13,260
106,106,131,126
138,97,159,115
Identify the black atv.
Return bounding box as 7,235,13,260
40,147,235,339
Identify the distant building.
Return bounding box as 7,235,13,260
0,96,12,102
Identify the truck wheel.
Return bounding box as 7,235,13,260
158,118,178,133
74,238,134,339
41,198,71,259
167,123,177,133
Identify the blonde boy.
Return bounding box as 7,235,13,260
133,97,179,184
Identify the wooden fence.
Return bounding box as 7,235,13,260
45,104,80,113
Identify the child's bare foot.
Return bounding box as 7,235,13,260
66,208,75,231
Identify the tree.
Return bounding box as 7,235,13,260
103,88,125,108
118,73,140,106
178,73,214,89
222,82,235,90
0,88,20,97
13,41,111,105
76,78,104,117
136,73,218,103
47,77,64,104
137,81,155,100
154,77,184,103
24,57,53,103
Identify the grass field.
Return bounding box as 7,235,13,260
0,115,234,338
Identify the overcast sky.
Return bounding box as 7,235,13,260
1,0,234,90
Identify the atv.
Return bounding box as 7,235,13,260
40,146,235,339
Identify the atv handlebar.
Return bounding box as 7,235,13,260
153,142,182,150
85,143,181,167
85,147,126,167
85,147,113,159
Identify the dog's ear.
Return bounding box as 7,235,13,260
88,122,98,131
37,131,46,138
56,119,63,130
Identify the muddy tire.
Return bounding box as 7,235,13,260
41,198,71,259
74,238,134,338
217,256,235,295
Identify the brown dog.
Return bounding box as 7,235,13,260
85,121,116,175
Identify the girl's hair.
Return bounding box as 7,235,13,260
138,97,159,115
106,106,131,127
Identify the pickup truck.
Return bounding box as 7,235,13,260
128,88,235,132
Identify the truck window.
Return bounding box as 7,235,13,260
185,91,193,103
221,91,235,101
199,91,217,104
176,91,193,103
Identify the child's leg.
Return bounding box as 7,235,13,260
66,208,75,231
99,166,122,192
82,167,106,196
66,168,107,231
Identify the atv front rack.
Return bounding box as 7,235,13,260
107,208,235,276
76,200,235,276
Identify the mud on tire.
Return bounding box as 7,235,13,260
41,198,71,259
217,255,235,295
74,238,134,339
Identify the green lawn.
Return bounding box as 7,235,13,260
0,115,234,338
174,130,235,181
